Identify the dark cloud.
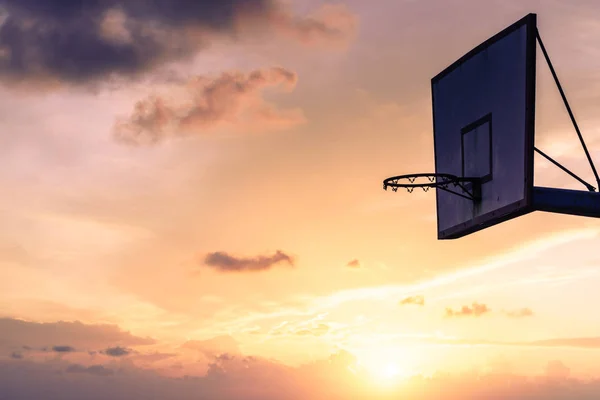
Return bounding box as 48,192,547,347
9,351,23,359
103,346,131,357
114,67,305,146
52,345,76,353
400,295,425,306
445,302,490,317
504,308,534,318
0,0,356,86
204,250,295,273
346,259,360,268
66,363,114,377
0,318,155,350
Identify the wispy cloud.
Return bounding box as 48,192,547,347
295,323,330,337
525,337,600,349
66,364,114,377
312,229,600,311
503,308,534,318
420,336,600,350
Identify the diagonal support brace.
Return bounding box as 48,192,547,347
536,29,600,190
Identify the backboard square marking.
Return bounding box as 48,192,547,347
461,113,493,184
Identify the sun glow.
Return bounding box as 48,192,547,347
381,362,402,379
356,347,416,384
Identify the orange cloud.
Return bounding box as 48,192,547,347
346,259,361,268
267,4,359,48
181,335,241,358
415,335,600,350
445,303,490,317
114,67,306,145
545,360,571,380
203,250,295,273
400,295,425,306
295,323,330,337
504,308,534,318
526,337,600,349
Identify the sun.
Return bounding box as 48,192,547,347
381,362,402,379
381,363,402,379
365,360,406,383
356,348,415,384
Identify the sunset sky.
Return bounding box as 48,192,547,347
3,0,600,398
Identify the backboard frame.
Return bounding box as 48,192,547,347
431,13,537,239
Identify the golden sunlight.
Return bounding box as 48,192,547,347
356,347,416,384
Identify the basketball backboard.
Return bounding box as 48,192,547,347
384,12,600,239
431,13,537,239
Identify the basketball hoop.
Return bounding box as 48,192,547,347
383,173,482,201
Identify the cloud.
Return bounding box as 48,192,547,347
504,308,534,318
419,335,600,351
0,1,356,87
9,351,23,359
0,242,31,265
526,337,600,349
203,250,295,273
268,4,358,47
2,353,600,400
66,363,114,377
52,345,76,353
295,323,330,337
113,67,305,145
0,318,155,350
445,302,490,317
346,259,361,268
103,346,132,357
0,319,599,400
399,295,425,306
441,305,531,319
181,335,241,358
545,360,571,380
130,352,177,364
